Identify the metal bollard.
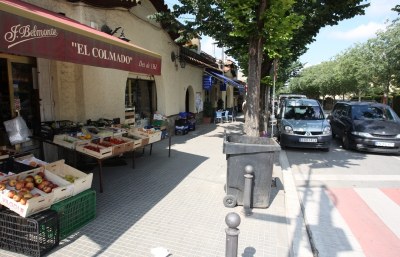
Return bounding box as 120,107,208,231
243,165,254,210
225,212,241,257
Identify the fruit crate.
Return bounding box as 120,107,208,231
75,142,113,159
0,208,59,257
14,154,48,168
102,136,135,153
45,160,93,196
53,134,89,150
50,189,96,240
2,167,74,210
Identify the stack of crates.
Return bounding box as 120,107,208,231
0,208,60,257
50,189,96,240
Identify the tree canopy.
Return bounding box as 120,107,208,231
153,0,368,136
287,19,400,103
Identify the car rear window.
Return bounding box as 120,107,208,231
352,106,395,121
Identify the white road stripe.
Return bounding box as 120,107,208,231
294,174,400,181
355,188,400,239
394,156,400,162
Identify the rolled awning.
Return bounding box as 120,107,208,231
0,0,161,75
205,70,244,90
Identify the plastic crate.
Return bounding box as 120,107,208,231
50,189,96,240
0,208,59,257
0,157,34,175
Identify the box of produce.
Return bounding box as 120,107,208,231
133,127,161,144
102,136,135,152
2,167,74,207
14,154,48,168
0,208,59,256
45,160,93,196
51,189,96,240
0,168,54,217
53,134,88,149
75,142,113,159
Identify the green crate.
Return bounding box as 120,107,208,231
50,189,96,240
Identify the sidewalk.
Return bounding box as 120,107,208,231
0,121,313,257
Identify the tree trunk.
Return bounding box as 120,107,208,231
243,0,267,137
244,37,263,137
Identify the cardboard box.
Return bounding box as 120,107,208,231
76,142,113,159
45,160,93,196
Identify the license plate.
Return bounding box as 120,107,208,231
299,138,317,143
375,142,395,147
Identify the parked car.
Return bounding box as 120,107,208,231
328,101,400,154
277,98,332,151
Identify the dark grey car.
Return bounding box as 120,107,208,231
277,98,332,151
328,101,400,154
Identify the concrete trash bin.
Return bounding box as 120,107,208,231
223,134,281,208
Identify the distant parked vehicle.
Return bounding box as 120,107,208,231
328,101,400,154
276,94,307,115
277,98,332,151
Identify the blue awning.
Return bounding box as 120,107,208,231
205,70,244,90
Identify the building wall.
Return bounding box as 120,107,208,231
25,0,204,122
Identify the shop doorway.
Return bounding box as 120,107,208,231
185,86,195,113
0,55,40,148
125,78,157,127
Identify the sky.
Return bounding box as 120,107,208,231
163,0,399,67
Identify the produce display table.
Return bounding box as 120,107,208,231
30,132,172,193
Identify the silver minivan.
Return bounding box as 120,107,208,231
277,98,332,151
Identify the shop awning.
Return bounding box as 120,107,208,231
0,0,161,75
205,70,245,90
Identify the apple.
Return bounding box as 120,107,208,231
17,191,25,198
35,178,43,185
25,182,35,190
42,186,52,193
37,183,45,190
25,176,34,183
34,175,42,181
20,198,27,205
37,171,45,178
8,179,17,187
15,181,25,190
23,193,33,200
7,190,16,198
0,183,6,191
41,181,51,187
13,194,22,202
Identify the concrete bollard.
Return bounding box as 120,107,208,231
225,212,241,257
243,165,254,210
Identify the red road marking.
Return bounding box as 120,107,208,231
381,188,400,206
328,188,400,257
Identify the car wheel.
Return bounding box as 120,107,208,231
322,147,330,152
342,133,350,149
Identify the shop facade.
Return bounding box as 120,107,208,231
0,0,213,155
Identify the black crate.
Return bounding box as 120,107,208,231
39,120,81,140
0,209,59,257
50,189,96,240
0,157,34,174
